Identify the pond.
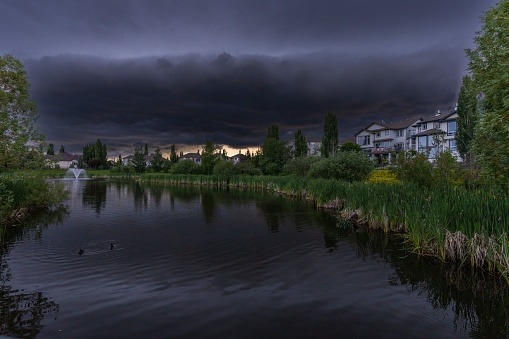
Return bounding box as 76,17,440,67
1,179,509,338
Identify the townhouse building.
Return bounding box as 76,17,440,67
355,109,460,163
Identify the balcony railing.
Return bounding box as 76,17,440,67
372,146,403,154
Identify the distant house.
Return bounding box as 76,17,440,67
179,152,201,164
122,154,155,167
44,152,79,169
287,138,322,156
230,153,247,164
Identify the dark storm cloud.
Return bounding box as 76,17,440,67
26,48,462,155
1,0,497,57
1,0,499,155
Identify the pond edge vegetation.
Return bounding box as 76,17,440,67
132,168,509,283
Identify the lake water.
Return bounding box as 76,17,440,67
1,179,509,338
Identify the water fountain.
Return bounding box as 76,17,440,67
65,167,87,179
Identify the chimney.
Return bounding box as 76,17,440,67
435,109,441,116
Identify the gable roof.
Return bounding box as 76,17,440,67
45,152,78,161
412,128,445,137
180,152,201,159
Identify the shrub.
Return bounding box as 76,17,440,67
213,160,236,182
391,151,434,188
308,151,373,182
283,156,316,177
235,161,262,176
171,160,201,174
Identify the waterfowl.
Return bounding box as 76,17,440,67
78,249,84,256
110,243,115,250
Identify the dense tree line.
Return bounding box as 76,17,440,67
82,139,107,169
460,0,509,186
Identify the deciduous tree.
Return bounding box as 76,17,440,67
170,144,178,164
466,0,509,184
0,54,44,170
321,113,338,157
294,130,307,157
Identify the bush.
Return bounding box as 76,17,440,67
391,151,434,188
308,151,373,182
235,161,262,176
171,160,201,174
392,150,462,188
283,156,316,177
213,160,236,182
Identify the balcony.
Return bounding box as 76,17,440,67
372,146,403,154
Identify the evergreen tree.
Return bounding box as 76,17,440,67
144,143,149,156
47,143,55,155
294,130,307,157
59,145,65,154
321,113,338,157
466,0,509,184
0,54,44,170
151,148,164,173
133,146,146,173
201,140,218,175
170,144,178,164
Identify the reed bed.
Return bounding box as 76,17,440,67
0,171,69,228
137,173,509,281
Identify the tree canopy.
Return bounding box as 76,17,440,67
0,54,44,170
466,0,509,184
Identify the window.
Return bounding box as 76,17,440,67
357,135,370,146
449,139,457,150
376,131,381,137
447,121,457,136
385,130,390,136
421,123,427,130
397,129,404,137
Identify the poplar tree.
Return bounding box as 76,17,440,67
456,75,477,161
294,130,307,157
170,144,178,164
321,113,338,157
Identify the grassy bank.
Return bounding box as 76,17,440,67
0,171,69,231
138,172,509,281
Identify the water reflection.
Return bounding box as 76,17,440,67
0,207,67,338
82,180,107,214
345,230,509,338
1,181,508,338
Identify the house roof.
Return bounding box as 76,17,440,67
355,116,421,136
412,128,445,137
180,152,201,159
413,110,457,126
45,152,78,161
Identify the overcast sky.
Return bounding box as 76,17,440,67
0,0,499,156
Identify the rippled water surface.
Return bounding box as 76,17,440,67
1,179,509,338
